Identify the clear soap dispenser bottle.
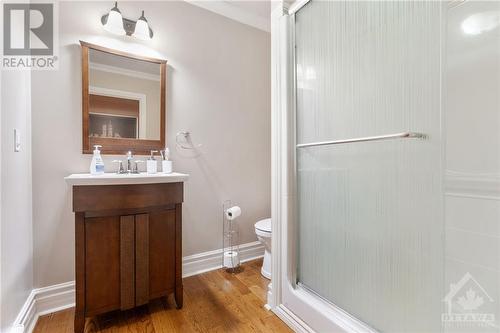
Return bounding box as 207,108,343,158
146,150,158,174
90,145,105,175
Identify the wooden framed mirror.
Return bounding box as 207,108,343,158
80,41,166,155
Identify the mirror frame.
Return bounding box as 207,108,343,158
80,41,167,155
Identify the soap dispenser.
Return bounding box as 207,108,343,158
90,145,105,175
146,150,158,174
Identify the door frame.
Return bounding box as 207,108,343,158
270,1,377,332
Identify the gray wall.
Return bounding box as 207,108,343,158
31,1,271,288
1,70,33,331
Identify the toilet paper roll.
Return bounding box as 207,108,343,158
223,251,240,268
225,206,241,220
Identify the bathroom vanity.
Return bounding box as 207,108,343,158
65,173,188,333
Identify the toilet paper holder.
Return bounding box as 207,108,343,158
222,200,241,272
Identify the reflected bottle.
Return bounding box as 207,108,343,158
107,121,113,137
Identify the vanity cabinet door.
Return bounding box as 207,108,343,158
134,213,149,306
85,216,121,315
149,209,176,299
84,210,176,316
120,215,136,310
122,213,152,309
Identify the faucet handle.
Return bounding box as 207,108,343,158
126,151,133,159
112,160,124,174
133,160,145,173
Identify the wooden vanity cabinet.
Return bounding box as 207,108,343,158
72,182,183,333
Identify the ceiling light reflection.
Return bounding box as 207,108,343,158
461,11,500,36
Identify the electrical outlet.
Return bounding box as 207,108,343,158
14,129,21,152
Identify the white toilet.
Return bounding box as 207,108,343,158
254,218,271,279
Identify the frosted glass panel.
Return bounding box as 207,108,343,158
295,1,444,332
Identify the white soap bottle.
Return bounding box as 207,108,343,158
90,145,105,175
146,150,158,174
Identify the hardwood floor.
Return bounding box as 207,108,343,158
33,259,292,333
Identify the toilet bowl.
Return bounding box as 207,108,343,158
254,218,271,279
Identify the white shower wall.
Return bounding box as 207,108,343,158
444,1,500,330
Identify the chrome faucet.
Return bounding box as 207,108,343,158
112,151,143,174
126,151,133,173
112,160,125,174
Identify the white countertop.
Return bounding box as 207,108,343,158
65,172,189,186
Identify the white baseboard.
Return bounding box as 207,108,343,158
11,281,75,333
11,241,264,333
264,283,273,310
183,241,264,277
273,304,315,333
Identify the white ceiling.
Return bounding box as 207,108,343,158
186,0,277,32
228,1,272,18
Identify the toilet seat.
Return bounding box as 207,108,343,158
255,218,271,233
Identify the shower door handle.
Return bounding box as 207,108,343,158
296,132,426,149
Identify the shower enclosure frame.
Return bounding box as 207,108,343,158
270,1,446,332
269,1,377,331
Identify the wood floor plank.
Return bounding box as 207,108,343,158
33,259,292,333
148,298,196,333
34,308,74,333
188,281,243,331
199,270,275,333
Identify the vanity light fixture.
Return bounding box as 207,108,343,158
102,2,126,36
101,2,154,40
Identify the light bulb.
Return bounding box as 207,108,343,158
103,2,126,36
133,11,151,40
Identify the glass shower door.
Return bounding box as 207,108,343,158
294,1,444,332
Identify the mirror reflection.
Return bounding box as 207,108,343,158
88,49,161,140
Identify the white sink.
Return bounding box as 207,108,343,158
65,172,189,186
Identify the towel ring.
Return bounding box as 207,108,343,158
176,131,202,150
